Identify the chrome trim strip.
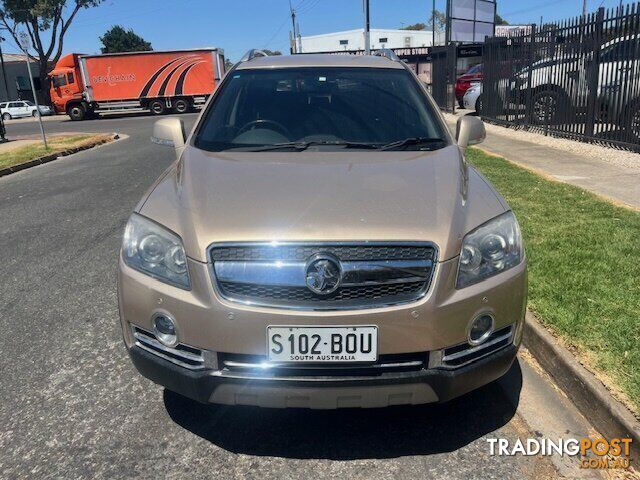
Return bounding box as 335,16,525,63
214,259,433,287
442,330,513,363
222,360,424,370
133,328,205,370
206,241,439,311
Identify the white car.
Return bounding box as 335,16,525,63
0,100,53,120
463,83,483,112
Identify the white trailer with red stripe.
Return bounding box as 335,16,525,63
49,48,225,120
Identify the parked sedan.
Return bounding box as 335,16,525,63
463,83,483,113
455,64,483,108
0,100,53,120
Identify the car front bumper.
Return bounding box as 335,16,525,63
128,341,518,408
119,249,527,408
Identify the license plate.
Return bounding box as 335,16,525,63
267,326,378,362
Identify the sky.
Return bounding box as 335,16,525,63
1,0,631,61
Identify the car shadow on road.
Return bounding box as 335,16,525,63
163,359,523,460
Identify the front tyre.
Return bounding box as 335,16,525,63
2,112,11,120
67,104,86,121
476,95,484,115
624,102,640,143
531,90,564,125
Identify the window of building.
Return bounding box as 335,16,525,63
339,39,348,45
379,37,388,43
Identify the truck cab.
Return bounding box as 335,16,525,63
49,53,85,116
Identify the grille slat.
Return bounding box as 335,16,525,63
211,245,435,262
210,243,436,310
218,352,428,378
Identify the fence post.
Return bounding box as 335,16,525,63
585,7,605,140
525,24,536,125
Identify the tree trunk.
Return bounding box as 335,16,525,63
38,60,51,106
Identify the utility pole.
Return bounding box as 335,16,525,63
582,0,587,17
289,0,298,53
364,0,371,54
18,32,47,149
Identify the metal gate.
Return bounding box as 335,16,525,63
482,5,640,151
431,45,457,112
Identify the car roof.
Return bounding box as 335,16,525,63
235,53,406,70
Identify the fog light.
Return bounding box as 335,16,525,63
468,314,494,346
153,314,178,347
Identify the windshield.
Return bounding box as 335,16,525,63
24,101,35,106
195,67,447,151
466,64,482,74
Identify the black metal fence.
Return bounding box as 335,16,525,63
431,45,458,112
481,4,640,151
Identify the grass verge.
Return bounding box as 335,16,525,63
0,134,112,170
467,147,640,414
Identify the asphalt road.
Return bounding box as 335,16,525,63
0,115,597,479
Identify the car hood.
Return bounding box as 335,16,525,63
139,144,507,263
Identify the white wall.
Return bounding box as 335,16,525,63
299,29,436,53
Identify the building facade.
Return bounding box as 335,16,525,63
299,28,442,53
0,53,43,103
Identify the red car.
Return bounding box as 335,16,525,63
455,64,483,108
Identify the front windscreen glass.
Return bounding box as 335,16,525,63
195,67,448,151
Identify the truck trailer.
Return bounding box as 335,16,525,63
49,48,225,120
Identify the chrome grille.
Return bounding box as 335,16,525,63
209,242,437,310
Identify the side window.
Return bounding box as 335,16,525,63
67,72,75,84
601,41,626,63
52,74,67,88
9,102,21,108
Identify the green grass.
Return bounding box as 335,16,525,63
466,148,640,413
0,134,108,169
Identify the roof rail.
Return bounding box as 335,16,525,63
373,49,400,62
240,49,268,62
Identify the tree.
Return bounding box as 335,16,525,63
495,13,509,26
0,0,104,103
428,10,446,33
262,49,281,56
100,25,151,53
401,22,426,31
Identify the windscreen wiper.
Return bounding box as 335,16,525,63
380,137,446,151
239,141,380,152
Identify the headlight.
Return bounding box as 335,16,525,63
456,211,523,288
122,213,190,289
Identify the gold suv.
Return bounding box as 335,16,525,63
118,50,527,409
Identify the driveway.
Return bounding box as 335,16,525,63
0,115,600,479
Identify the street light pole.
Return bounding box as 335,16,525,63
18,32,47,149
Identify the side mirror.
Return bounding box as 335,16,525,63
456,116,486,152
151,118,186,159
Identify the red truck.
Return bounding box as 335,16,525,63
49,48,225,120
